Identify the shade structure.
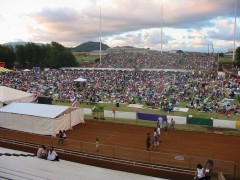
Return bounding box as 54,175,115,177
0,86,35,105
0,102,85,136
0,67,11,73
74,77,87,82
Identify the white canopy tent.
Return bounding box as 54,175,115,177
74,77,87,82
0,86,35,105
0,103,85,136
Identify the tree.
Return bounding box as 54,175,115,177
0,45,15,68
15,45,27,68
46,42,77,68
6,41,78,69
236,46,240,62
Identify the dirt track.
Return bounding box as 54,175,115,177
2,119,240,179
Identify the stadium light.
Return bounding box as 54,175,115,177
233,0,237,62
160,0,163,54
100,4,102,64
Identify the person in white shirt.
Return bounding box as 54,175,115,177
194,164,205,180
157,116,163,128
47,148,59,161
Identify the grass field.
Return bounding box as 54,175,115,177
53,100,240,121
75,55,100,63
219,56,235,63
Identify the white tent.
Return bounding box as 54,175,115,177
74,77,87,82
0,86,35,105
0,103,85,136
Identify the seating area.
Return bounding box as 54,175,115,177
0,147,165,180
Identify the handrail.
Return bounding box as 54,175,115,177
218,172,226,180
0,136,194,175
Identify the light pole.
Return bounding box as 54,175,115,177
160,0,163,54
233,0,237,62
99,4,102,64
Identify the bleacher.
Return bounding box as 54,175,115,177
0,147,166,180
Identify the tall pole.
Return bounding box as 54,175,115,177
233,0,237,62
217,53,219,75
160,0,163,54
99,4,102,64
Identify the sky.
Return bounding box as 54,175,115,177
0,0,239,53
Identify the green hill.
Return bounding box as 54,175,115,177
73,41,110,52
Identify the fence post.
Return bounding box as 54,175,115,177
189,157,191,171
51,136,54,147
148,151,150,163
112,146,115,158
80,141,82,152
233,163,237,180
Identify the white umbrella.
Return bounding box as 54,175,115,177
74,77,87,82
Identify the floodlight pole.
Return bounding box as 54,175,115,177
99,4,102,64
160,0,163,54
233,0,237,62
217,53,219,75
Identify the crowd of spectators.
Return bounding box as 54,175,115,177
0,51,240,114
95,51,216,71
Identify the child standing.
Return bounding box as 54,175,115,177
96,138,99,152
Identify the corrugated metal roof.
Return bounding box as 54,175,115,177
0,103,69,118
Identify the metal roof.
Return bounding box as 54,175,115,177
0,102,69,118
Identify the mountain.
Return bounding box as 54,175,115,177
3,41,45,49
73,41,110,52
3,41,28,47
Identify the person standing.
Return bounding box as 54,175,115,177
96,138,100,152
156,125,161,141
157,116,163,128
63,130,67,144
58,130,63,146
204,159,214,180
194,164,205,180
164,120,169,134
169,118,175,129
146,133,151,151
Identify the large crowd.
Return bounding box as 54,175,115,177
96,51,216,71
1,51,240,114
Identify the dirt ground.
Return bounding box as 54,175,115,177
2,119,240,179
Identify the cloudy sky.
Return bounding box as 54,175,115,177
0,0,239,52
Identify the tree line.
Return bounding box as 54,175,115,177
0,41,78,69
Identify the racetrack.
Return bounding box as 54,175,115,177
1,119,240,179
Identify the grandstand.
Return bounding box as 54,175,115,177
0,147,166,180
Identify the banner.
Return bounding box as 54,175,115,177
187,117,213,126
137,113,167,121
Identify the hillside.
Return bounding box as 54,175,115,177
73,41,110,52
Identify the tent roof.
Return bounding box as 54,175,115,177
74,77,87,82
0,103,69,118
0,86,35,104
